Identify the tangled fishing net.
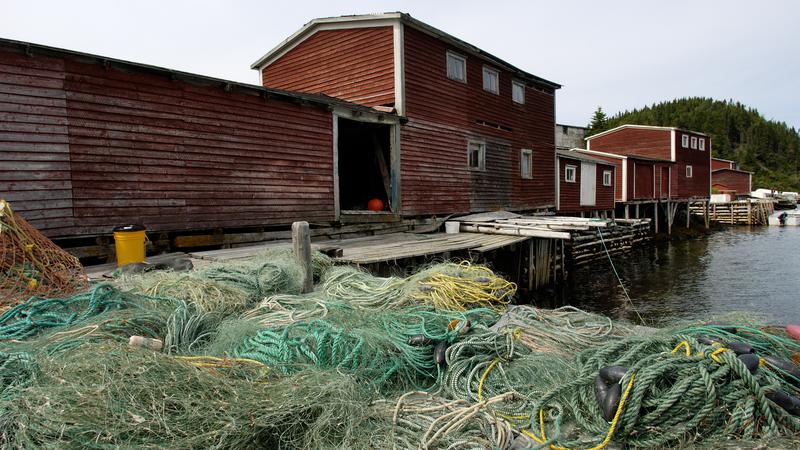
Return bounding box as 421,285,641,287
0,200,88,306
0,247,798,449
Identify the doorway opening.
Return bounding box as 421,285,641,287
337,117,392,212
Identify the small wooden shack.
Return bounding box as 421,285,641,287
555,149,615,215
711,158,752,197
568,149,674,202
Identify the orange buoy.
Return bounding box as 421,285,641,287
787,324,800,341
367,198,384,212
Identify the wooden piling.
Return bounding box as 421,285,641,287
292,221,313,293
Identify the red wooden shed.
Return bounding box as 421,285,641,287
568,149,674,202
555,149,615,214
0,38,393,240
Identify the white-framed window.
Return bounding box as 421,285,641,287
468,140,485,170
446,51,467,83
482,66,499,94
690,136,698,149
681,134,689,148
520,149,533,179
686,165,693,178
603,170,612,186
512,80,525,104
698,138,705,151
565,165,577,183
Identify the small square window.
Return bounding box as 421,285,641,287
686,165,693,178
698,138,705,151
690,136,698,149
512,81,525,104
468,141,485,170
681,135,689,148
520,149,533,179
565,165,577,183
483,66,499,94
447,52,466,82
603,170,612,186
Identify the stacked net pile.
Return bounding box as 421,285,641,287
0,248,798,449
0,200,88,306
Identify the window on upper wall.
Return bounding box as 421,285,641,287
565,165,577,183
699,138,705,151
682,134,689,148
483,66,499,94
520,149,533,179
512,81,525,104
603,170,612,186
468,141,486,170
686,165,693,178
446,51,467,82
691,136,698,149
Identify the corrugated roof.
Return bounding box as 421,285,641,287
0,37,393,117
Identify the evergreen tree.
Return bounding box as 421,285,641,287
587,107,609,135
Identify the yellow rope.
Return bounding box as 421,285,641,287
174,355,267,368
671,340,691,357
523,374,637,450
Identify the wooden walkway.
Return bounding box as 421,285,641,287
189,232,528,265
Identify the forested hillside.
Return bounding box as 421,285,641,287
587,98,800,191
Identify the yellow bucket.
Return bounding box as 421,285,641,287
113,226,147,267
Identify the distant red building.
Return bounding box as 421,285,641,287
555,150,615,214
711,158,752,196
255,13,561,215
585,125,711,199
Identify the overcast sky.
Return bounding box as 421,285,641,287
2,0,798,129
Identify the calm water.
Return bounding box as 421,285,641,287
538,218,800,326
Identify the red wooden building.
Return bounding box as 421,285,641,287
585,125,711,200
555,149,615,214
0,38,392,240
253,13,561,216
569,149,674,203
711,158,752,197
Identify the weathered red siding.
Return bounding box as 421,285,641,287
632,162,654,199
588,128,671,160
1,44,336,238
401,26,555,215
711,158,734,171
673,131,711,198
712,170,751,196
556,156,614,213
260,27,395,108
0,50,75,235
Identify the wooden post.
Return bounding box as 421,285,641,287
686,202,691,228
635,204,640,218
730,203,735,225
292,221,313,293
654,202,659,234
624,204,630,219
528,239,535,291
747,200,752,225
667,201,672,235
704,201,709,228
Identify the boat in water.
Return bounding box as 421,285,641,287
769,210,800,226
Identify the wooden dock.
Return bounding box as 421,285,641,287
690,199,774,225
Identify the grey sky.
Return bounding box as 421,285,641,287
2,0,798,129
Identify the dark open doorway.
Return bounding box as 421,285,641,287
337,117,392,212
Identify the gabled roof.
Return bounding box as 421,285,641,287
0,37,390,117
585,124,709,141
251,12,561,89
556,149,615,166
